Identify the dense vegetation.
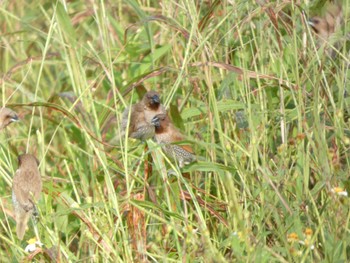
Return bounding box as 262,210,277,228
0,0,349,261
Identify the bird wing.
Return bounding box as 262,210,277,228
121,106,132,131
130,103,148,130
30,171,42,201
171,127,195,154
13,169,42,205
123,103,147,131
179,144,194,154
13,169,30,207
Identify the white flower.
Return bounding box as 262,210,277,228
331,187,348,197
232,231,243,239
24,238,43,253
298,240,315,250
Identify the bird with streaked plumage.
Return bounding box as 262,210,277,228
121,91,166,141
12,154,42,240
151,113,196,168
0,107,19,130
308,3,344,52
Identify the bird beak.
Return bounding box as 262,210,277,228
10,115,19,122
151,95,160,104
308,19,315,27
151,117,160,127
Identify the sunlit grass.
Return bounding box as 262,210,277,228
0,0,349,261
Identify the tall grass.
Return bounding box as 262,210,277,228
0,0,349,261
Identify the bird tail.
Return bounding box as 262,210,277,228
16,211,31,240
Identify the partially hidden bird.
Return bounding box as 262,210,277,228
308,3,343,47
12,154,42,240
151,113,196,168
121,91,166,141
0,107,19,130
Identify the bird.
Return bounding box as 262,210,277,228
121,91,166,141
12,154,42,240
0,107,19,130
151,113,196,168
308,3,343,48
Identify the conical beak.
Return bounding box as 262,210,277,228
308,19,315,27
151,117,160,127
11,114,19,122
151,95,160,104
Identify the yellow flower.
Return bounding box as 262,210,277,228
287,232,299,243
27,238,37,245
289,247,302,256
304,228,313,237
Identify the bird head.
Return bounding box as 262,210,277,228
151,113,168,129
150,94,160,105
151,115,161,128
143,91,160,108
18,154,40,167
0,108,19,129
308,4,342,40
308,17,327,36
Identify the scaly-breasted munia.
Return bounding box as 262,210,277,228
12,154,42,240
0,107,19,130
121,91,166,141
308,4,343,44
151,113,196,167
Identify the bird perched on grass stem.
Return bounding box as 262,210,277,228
121,91,166,141
12,154,42,240
0,107,19,130
151,113,196,168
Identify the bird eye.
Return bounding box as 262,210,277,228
309,18,319,26
6,114,19,121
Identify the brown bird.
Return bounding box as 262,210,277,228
0,107,19,130
308,4,343,45
151,113,196,167
121,91,166,141
12,154,42,240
